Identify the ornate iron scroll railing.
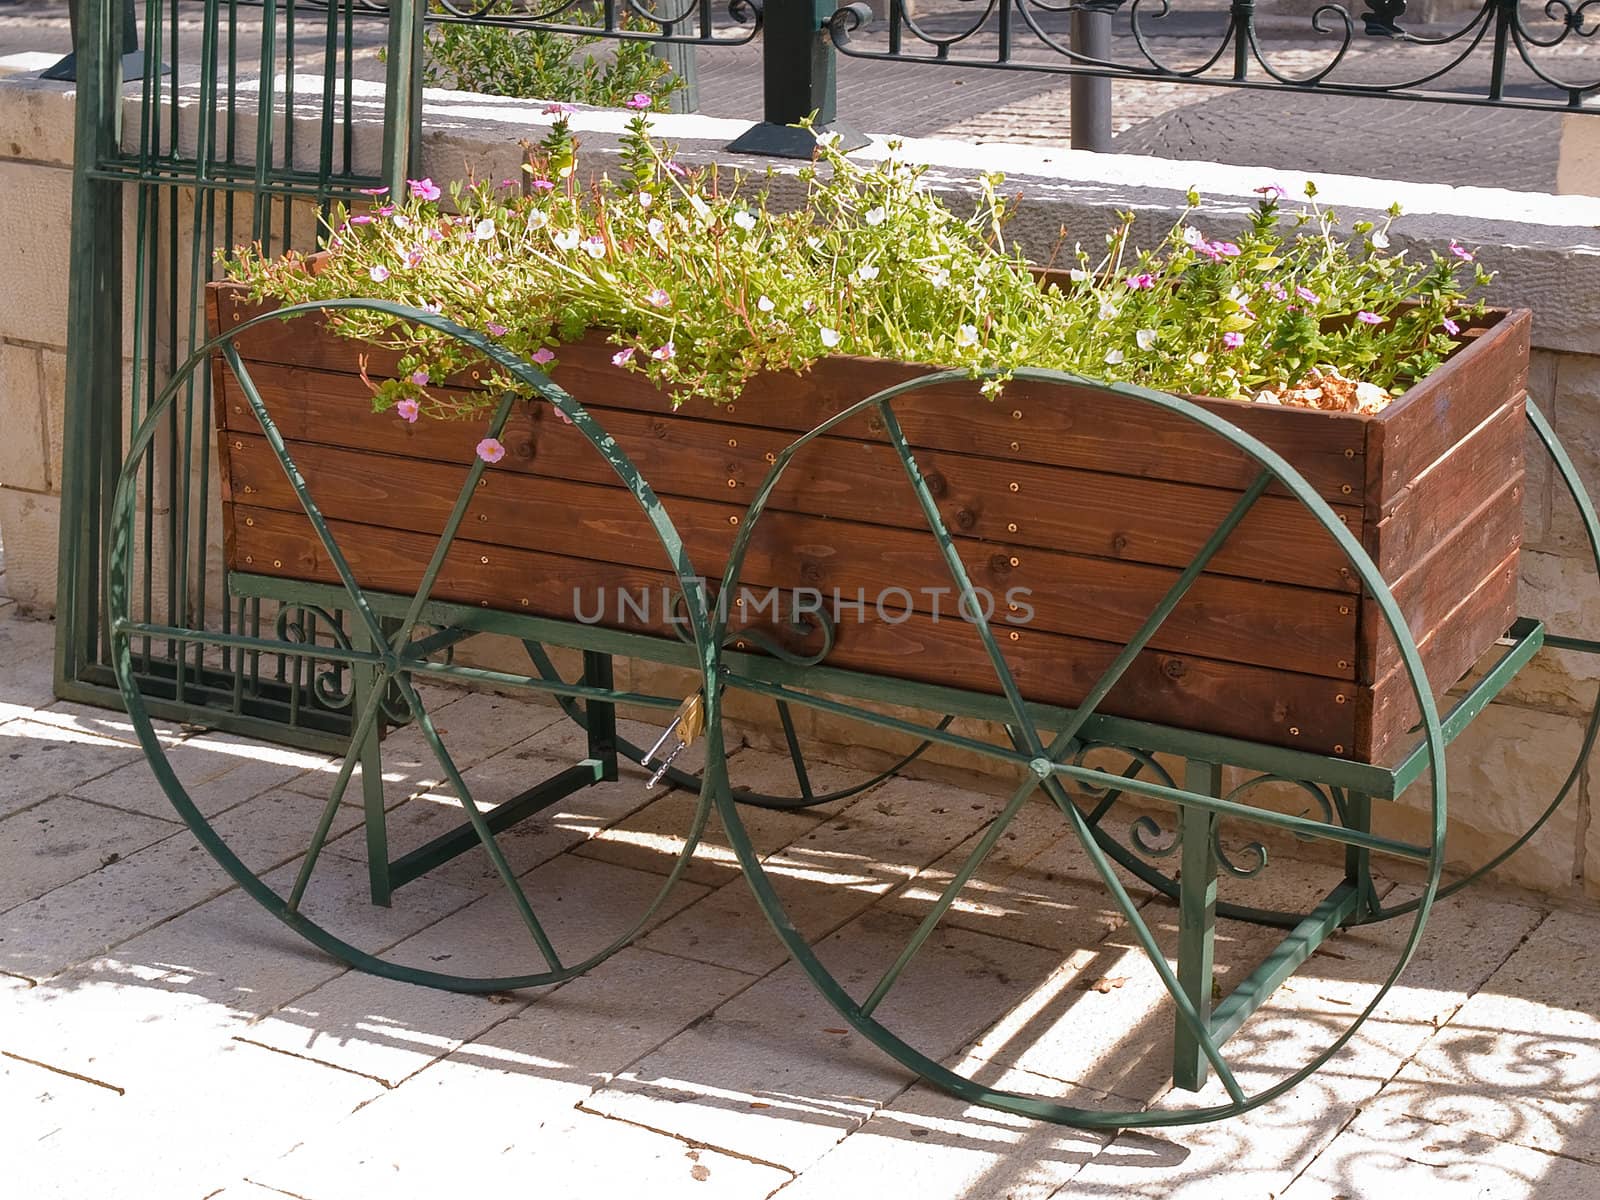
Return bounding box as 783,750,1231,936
826,0,1600,114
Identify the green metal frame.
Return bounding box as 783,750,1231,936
102,301,1600,1126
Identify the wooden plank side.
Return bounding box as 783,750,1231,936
1363,476,1524,683
1357,546,1520,763
1367,399,1525,578
211,282,1370,502
223,433,1361,679
229,503,1362,755
1364,309,1531,514
218,362,1363,592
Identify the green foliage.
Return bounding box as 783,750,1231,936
419,3,680,109
222,116,1491,422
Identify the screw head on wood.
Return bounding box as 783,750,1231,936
480,555,489,564
272,559,282,568
1009,556,1020,567
729,515,740,526
728,438,738,447
1009,631,1019,641
1008,482,1019,493
1010,441,1020,451
1341,485,1353,494
1007,522,1018,533
1289,726,1300,736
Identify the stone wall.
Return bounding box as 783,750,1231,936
2,67,1600,899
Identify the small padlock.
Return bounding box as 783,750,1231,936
642,691,705,788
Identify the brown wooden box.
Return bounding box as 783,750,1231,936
208,282,1531,763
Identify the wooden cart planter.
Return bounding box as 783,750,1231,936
210,283,1531,764
105,283,1597,1132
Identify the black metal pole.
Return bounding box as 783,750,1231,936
727,0,867,157
1069,10,1113,152
42,0,151,83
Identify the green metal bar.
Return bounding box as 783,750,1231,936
55,0,125,700
860,772,1042,1016
380,0,424,195
387,762,603,891
1388,616,1544,795
776,700,814,800
1209,884,1360,1047
351,623,391,907
393,676,564,971
1342,791,1376,920
1173,760,1222,1092
286,672,392,910
582,652,620,783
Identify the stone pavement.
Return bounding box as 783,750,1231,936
3,599,1600,1199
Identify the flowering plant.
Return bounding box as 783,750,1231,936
222,113,1491,423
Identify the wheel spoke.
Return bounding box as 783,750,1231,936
861,771,1042,1016
286,671,392,911
394,675,564,972
776,700,815,801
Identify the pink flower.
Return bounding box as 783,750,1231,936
1222,331,1245,349
1442,317,1462,336
529,179,555,191
543,102,576,116
651,342,675,361
611,347,635,367
404,247,424,269
1125,273,1155,290
531,348,555,365
1254,184,1286,200
1356,310,1383,325
396,398,419,423
476,438,506,464
410,370,429,386
427,229,444,242
1265,282,1288,301
408,178,441,202
375,205,395,217
369,265,389,282
357,186,389,196
498,178,516,190
349,214,373,225
486,322,508,337
664,161,688,177
1210,241,1242,258
421,301,442,314
1449,240,1474,262
625,92,652,110
1296,286,1319,305
646,288,671,308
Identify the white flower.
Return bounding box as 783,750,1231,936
757,295,776,313
525,210,548,230
865,207,886,226
856,264,879,282
1105,349,1125,365
733,209,757,232
580,236,607,259
1370,230,1390,249
819,326,841,348
647,217,665,238
955,324,979,347
689,194,712,224
815,130,841,149
393,213,412,230
1069,268,1090,283
928,267,950,289
638,191,653,209
1098,300,1120,321
1183,226,1204,246
1136,328,1158,351
473,218,496,241
552,228,580,251
806,236,823,251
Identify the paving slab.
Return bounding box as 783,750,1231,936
0,786,363,980
0,611,55,720
1279,1107,1600,1200
241,856,708,1084
774,1066,1111,1200
588,909,1063,1172
0,794,177,912
0,715,150,821
70,728,333,821
641,775,1012,975
1351,907,1600,1165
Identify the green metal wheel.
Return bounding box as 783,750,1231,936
704,368,1452,1128
107,300,719,992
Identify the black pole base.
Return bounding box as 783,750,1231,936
726,121,871,159
40,50,154,83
